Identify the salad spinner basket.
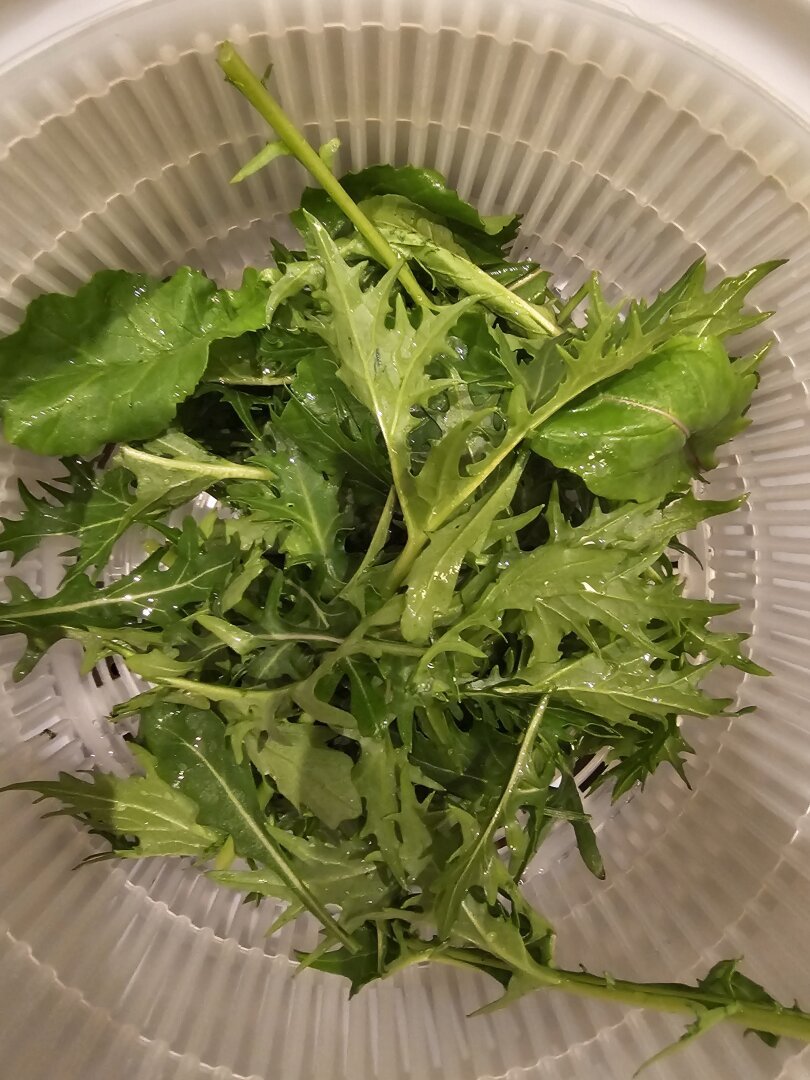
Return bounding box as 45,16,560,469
1,2,810,1078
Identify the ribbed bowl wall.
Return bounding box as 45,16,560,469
0,2,809,1078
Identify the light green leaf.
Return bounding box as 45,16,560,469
634,1004,741,1076
227,435,348,579
432,697,549,936
247,724,360,829
116,431,275,509
402,457,529,643
230,139,291,183
3,744,224,859
304,213,474,530
0,518,239,675
138,703,357,950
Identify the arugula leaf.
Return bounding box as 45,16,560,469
2,744,224,859
516,646,731,725
294,163,517,259
636,257,783,340
352,733,432,887
276,356,390,496
0,267,269,456
299,924,389,995
360,198,558,337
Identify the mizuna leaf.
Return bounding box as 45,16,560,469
276,355,390,496
227,436,348,580
304,214,475,530
137,703,358,950
0,461,161,581
401,457,530,643
432,697,549,936
3,744,224,859
117,431,276,509
0,519,239,674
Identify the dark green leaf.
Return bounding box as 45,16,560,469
276,356,390,495
0,268,270,456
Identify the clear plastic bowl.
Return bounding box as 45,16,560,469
1,2,809,1078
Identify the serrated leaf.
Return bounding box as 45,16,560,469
227,435,348,579
137,703,356,949
298,924,387,995
0,518,239,673
402,457,529,643
352,734,431,887
211,833,393,924
431,696,549,936
517,645,731,726
3,744,224,858
304,214,474,529
276,355,390,495
0,462,159,581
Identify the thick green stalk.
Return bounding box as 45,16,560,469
217,42,430,307
436,948,810,1043
540,968,810,1043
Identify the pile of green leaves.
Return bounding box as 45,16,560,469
0,41,807,1072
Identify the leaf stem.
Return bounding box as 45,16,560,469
536,967,810,1043
385,526,428,593
217,42,430,308
436,949,810,1043
341,487,396,598
556,279,592,324
212,374,293,387
436,695,549,933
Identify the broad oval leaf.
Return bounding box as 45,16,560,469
0,267,269,456
530,336,756,501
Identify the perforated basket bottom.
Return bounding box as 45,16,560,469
1,3,810,1079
